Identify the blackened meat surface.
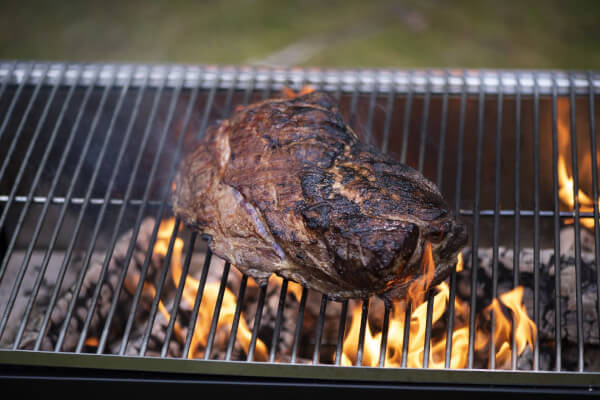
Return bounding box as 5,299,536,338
172,92,467,300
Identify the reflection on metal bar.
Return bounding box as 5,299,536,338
355,298,369,367
290,287,308,364
247,285,267,362
182,248,212,359
312,295,328,365
162,231,197,358
532,73,541,370
489,71,504,369
269,279,289,363
445,69,468,366
417,70,431,173
588,71,600,370
336,300,348,366
568,72,585,372
551,72,562,371
511,71,523,370
226,274,248,361
204,261,231,360
467,74,486,369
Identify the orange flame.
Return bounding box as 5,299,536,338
340,251,536,369
152,218,267,360
406,242,435,309
456,253,464,272
281,85,316,99
557,98,598,229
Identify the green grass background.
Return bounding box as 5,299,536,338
1,0,599,68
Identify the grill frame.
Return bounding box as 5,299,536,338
0,61,600,391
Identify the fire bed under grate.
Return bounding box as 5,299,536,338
0,61,599,393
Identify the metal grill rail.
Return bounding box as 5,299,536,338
0,61,599,389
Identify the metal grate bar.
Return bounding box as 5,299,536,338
1,195,596,217
422,290,435,368
399,70,414,164
204,261,231,360
378,302,390,367
0,196,164,205
290,287,308,363
380,74,396,154
444,69,468,367
225,274,248,361
511,72,523,370
53,67,135,352
182,248,212,358
417,70,432,173
348,72,360,129
10,65,85,348
489,72,504,369
589,71,600,362
161,231,197,358
436,71,450,190
269,279,289,363
569,72,585,372
140,217,183,356
551,72,562,370
246,284,267,361
420,70,435,367
400,302,411,368
312,294,328,364
467,75,486,369
335,299,348,366
355,298,369,366
241,67,256,106
364,72,378,145
261,68,273,100
532,73,541,370
0,65,64,338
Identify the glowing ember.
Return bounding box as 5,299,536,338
84,337,99,347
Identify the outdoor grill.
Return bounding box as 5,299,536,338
0,61,599,396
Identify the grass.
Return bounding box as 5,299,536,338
1,0,599,69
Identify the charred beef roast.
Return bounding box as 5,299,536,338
172,91,467,300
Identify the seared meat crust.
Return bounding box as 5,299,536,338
172,92,467,300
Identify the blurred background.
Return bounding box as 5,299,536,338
1,0,599,69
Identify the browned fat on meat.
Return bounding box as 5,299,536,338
172,91,467,301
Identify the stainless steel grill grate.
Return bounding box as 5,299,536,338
0,61,599,392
